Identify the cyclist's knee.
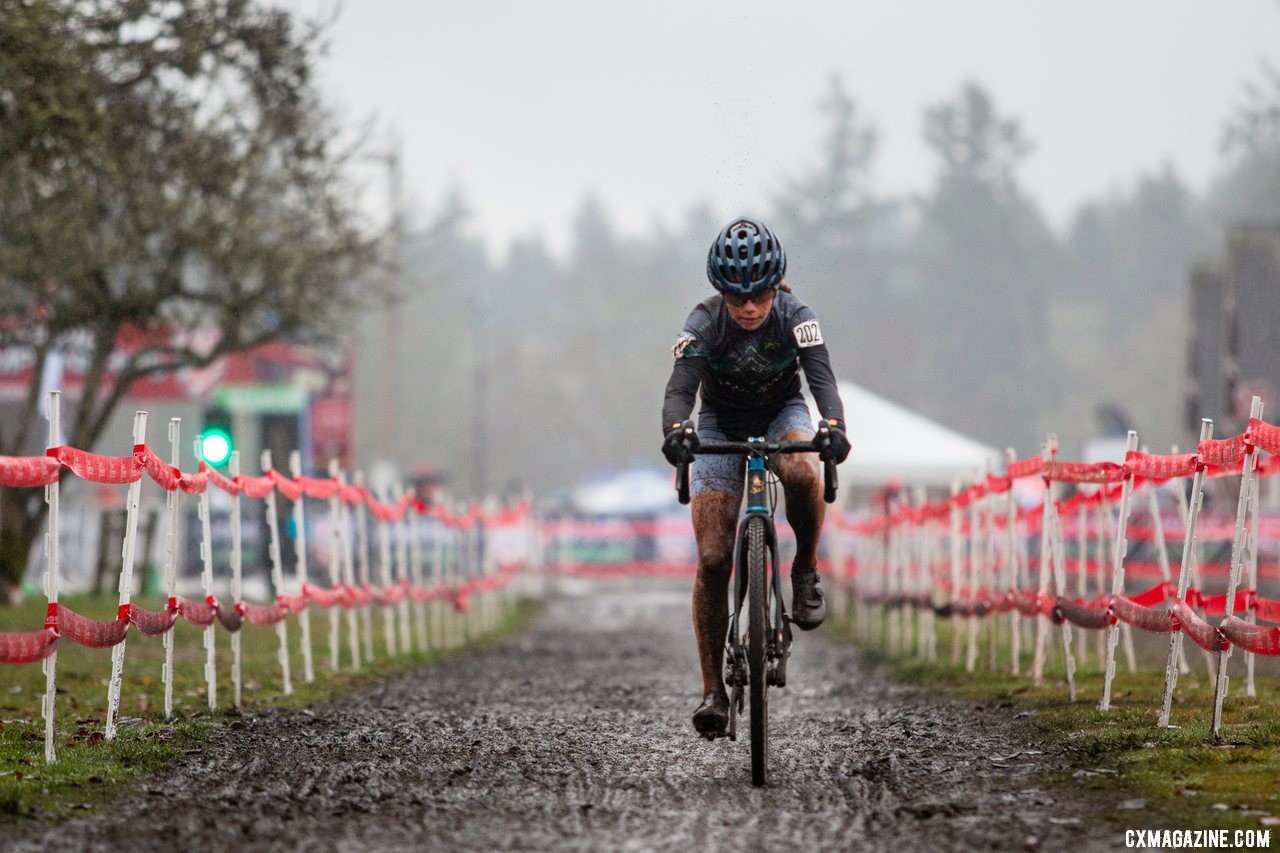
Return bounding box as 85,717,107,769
692,490,737,573
778,453,820,491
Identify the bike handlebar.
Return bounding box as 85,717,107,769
675,439,838,506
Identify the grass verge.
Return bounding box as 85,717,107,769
0,593,537,822
828,609,1280,834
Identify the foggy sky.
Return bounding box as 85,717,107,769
281,0,1279,257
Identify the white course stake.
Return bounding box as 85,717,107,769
1173,456,1217,683
1212,397,1263,738
355,472,376,662
886,498,900,657
376,486,398,657
914,487,933,660
1075,502,1089,667
948,481,962,665
337,470,362,670
41,391,62,763
162,419,181,718
1031,440,1053,686
395,486,413,655
194,437,219,711
409,496,429,653
1245,454,1260,699
966,476,980,673
289,452,315,683
1099,431,1139,711
229,452,244,708
1043,457,1077,702
1097,485,1138,675
431,515,446,649
1003,451,1021,675
325,459,344,671
1143,449,1190,676
106,411,148,741
261,450,292,696
1160,422,1213,727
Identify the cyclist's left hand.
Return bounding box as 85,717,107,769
662,419,699,467
817,418,851,464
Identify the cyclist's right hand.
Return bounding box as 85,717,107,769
662,419,699,467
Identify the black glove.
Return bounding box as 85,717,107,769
816,418,850,464
662,419,699,467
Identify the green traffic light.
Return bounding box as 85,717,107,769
199,429,233,466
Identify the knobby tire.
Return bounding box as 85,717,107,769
746,516,769,786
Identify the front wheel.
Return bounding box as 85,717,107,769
745,516,770,786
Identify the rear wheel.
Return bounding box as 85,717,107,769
745,516,770,786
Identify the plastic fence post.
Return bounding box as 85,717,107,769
106,411,147,741
930,502,940,659
1004,449,1020,675
1180,466,1216,683
966,476,980,673
949,480,962,665
903,504,916,656
375,484,397,657
1032,440,1052,687
1044,454,1077,702
260,450,292,696
1097,484,1138,675
873,513,885,648
229,452,244,708
1212,397,1264,738
337,470,361,670
162,419,180,718
983,465,998,672
1245,452,1260,699
437,515,449,649
1099,431,1139,711
325,458,343,672
1160,423,1214,727
1075,502,1089,668
886,498,900,657
195,438,218,711
453,513,466,647
189,432,220,712
1144,450,1190,676
354,472,375,662
42,391,61,764
409,495,428,654
914,487,931,660
395,485,413,655
289,452,315,684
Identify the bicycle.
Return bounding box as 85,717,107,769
673,425,838,786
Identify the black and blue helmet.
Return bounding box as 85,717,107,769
706,217,787,295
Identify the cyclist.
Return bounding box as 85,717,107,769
661,216,850,738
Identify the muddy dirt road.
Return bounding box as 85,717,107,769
14,579,1115,851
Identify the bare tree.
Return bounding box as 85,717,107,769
0,1,376,595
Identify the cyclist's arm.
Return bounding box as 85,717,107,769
661,357,706,429
798,343,845,423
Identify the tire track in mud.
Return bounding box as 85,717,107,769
13,579,1114,851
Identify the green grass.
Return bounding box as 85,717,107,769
0,592,537,822
828,606,1280,833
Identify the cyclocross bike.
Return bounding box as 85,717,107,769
674,427,837,786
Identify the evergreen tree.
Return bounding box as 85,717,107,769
911,82,1059,451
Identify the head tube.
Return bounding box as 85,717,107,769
744,442,769,512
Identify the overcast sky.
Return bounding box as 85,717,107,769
282,0,1280,260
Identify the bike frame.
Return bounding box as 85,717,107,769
726,440,788,688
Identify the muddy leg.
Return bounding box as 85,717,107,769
776,429,825,573
691,490,739,697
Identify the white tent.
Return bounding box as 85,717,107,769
808,380,999,487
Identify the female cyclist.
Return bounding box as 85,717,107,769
660,216,850,738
